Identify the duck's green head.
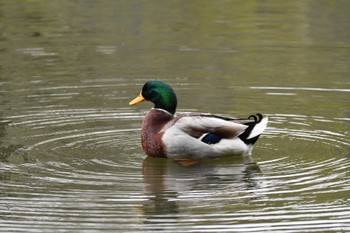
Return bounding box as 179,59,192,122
129,80,177,114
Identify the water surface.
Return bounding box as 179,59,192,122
0,1,349,232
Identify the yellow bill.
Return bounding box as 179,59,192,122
129,92,145,105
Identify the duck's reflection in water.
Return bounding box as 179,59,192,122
141,155,262,222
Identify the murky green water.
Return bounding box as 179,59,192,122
1,1,349,232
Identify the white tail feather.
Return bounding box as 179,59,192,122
247,116,269,140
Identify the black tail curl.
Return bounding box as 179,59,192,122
238,113,264,145
248,113,263,123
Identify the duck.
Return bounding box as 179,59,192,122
129,80,268,159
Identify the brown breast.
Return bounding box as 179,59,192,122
141,109,173,157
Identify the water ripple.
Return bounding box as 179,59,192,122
1,111,349,232
250,86,350,93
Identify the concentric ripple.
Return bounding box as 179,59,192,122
1,80,349,232
1,110,349,232
3,108,141,154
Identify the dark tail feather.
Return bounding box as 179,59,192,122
239,113,265,145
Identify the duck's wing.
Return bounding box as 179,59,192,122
169,114,249,139
171,113,268,144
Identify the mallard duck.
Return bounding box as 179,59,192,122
129,80,268,159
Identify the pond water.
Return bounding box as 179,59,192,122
1,1,349,232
